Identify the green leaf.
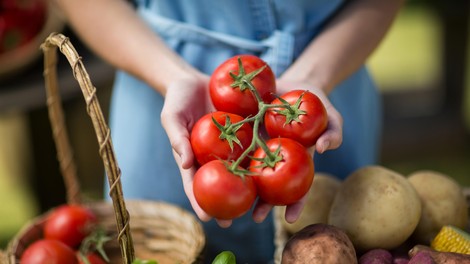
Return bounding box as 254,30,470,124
212,251,236,264
211,114,244,151
229,57,266,92
79,227,112,262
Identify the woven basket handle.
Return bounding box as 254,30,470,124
40,32,135,264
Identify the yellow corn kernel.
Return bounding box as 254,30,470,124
431,225,470,254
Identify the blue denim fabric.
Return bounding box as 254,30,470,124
108,0,382,263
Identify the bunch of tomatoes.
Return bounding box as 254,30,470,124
190,55,328,220
20,204,108,264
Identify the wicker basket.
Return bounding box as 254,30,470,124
3,33,205,264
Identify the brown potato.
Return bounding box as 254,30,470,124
281,223,357,264
280,172,341,234
328,166,422,252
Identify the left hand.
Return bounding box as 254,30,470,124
276,79,343,154
251,78,343,224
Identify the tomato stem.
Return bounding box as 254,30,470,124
229,57,267,105
225,57,293,171
229,116,261,170
228,103,282,171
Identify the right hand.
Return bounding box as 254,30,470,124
160,72,233,228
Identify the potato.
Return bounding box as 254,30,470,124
407,170,468,244
280,172,341,234
281,223,357,264
328,166,422,252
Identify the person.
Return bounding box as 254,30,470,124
53,0,404,262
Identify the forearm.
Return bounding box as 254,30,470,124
281,0,405,94
53,0,197,95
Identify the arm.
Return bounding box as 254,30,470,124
52,0,199,95
279,0,404,153
281,0,405,94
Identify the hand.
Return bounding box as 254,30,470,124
252,194,309,224
276,79,343,154
160,73,209,219
160,72,233,228
248,79,344,224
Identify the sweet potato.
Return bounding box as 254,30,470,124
393,257,410,264
359,248,393,264
281,223,357,264
408,251,436,264
408,245,470,264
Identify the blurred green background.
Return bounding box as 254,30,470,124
0,1,469,249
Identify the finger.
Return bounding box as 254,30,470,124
175,137,194,170
162,112,194,169
216,219,233,228
316,106,343,153
284,193,308,223
252,199,274,223
173,150,211,222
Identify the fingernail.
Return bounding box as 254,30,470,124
254,216,264,224
321,141,330,153
286,215,298,224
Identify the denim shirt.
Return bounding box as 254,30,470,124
135,0,344,75
109,1,381,263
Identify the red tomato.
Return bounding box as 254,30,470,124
264,90,328,148
0,0,46,53
20,239,79,264
44,204,97,248
209,54,276,117
193,160,257,220
249,138,314,205
77,253,107,264
190,111,253,166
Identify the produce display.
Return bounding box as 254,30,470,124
191,55,327,219
188,54,470,263
275,166,470,264
7,50,470,263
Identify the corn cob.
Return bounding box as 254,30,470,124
431,225,470,254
